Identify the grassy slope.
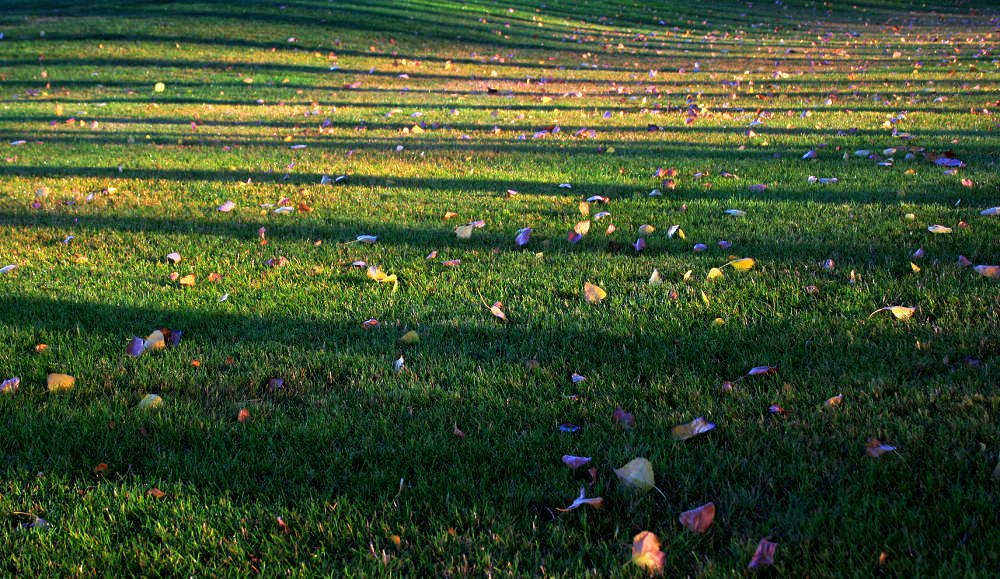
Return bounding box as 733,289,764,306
0,0,998,574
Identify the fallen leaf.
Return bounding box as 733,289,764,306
489,302,506,321
615,457,655,493
179,274,196,286
515,227,532,246
147,488,167,499
561,455,592,469
866,437,897,457
93,463,109,476
824,394,844,408
631,531,665,574
136,394,163,409
974,265,999,279
1,377,20,394
166,252,181,263
638,224,655,234
217,201,236,212
0,264,16,274
927,224,952,234
573,220,591,236
725,258,755,270
707,267,724,280
748,366,778,377
455,224,474,239
578,201,590,216
748,538,777,569
868,306,915,320
238,408,250,422
126,337,144,357
399,330,419,344
672,417,715,440
583,282,606,303
612,407,635,429
557,488,603,511
47,373,75,392
649,269,662,285
679,502,716,534
453,425,465,438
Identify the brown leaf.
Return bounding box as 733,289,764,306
147,487,167,499
93,462,109,477
679,502,715,534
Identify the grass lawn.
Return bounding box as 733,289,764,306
1,0,999,574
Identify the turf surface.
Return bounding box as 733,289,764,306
1,0,999,574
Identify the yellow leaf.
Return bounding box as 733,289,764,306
824,393,843,408
910,262,920,273
631,531,665,574
47,373,76,392
700,290,710,305
682,270,693,282
583,282,606,303
573,220,591,236
648,269,662,285
707,267,724,280
672,417,716,440
615,457,654,493
638,224,655,234
153,82,165,92
179,274,196,287
578,201,590,216
400,330,419,344
677,228,686,240
137,394,163,409
725,257,755,270
868,306,915,320
144,330,166,351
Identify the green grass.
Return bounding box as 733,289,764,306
1,0,999,574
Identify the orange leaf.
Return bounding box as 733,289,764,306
583,282,606,303
631,531,665,574
93,463,109,476
179,274,196,287
238,408,250,422
147,487,167,499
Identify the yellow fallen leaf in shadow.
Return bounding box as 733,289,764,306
47,373,75,392
615,457,654,493
672,417,716,440
583,282,606,303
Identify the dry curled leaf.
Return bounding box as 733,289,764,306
557,488,603,512
748,538,777,569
